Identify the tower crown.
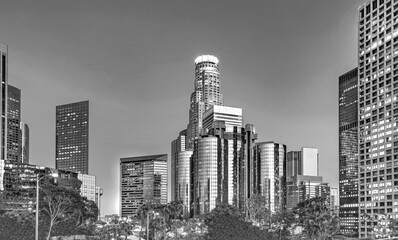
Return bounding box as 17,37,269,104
194,55,219,65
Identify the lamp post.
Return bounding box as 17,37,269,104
35,172,58,240
146,210,154,240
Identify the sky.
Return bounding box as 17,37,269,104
0,0,368,216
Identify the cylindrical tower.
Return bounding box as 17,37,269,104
187,55,223,150
254,141,286,212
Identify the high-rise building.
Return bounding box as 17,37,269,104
186,55,223,149
120,154,167,217
338,68,359,235
171,130,188,201
286,147,319,179
55,100,89,174
202,105,242,132
253,141,286,212
243,124,257,204
175,150,193,215
192,133,228,215
20,122,29,164
0,43,8,160
7,85,20,162
358,1,398,237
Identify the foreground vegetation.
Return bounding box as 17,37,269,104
3,187,397,240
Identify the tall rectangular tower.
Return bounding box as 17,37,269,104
7,85,20,162
358,0,397,237
55,100,89,174
0,43,8,160
120,154,167,217
338,68,358,236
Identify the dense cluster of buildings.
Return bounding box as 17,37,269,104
119,55,336,219
0,43,102,217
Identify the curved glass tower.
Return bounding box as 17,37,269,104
187,55,223,149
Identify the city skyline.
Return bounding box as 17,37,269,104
0,0,368,215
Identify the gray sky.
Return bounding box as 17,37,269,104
0,0,367,215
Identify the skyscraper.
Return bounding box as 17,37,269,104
55,100,89,174
120,154,167,217
7,85,20,162
358,0,398,237
186,55,223,149
286,147,319,179
20,122,29,164
0,43,8,160
338,68,358,235
253,141,286,212
171,130,188,201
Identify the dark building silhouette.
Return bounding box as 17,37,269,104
338,68,358,236
55,100,89,174
7,85,20,162
0,43,8,160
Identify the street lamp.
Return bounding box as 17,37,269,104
146,210,154,240
35,172,58,240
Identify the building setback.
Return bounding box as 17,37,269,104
358,0,398,237
186,55,223,149
7,85,20,162
55,100,89,174
338,68,359,235
120,154,167,217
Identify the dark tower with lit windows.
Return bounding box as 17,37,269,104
55,100,89,174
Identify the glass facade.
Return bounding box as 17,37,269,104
78,173,96,202
254,142,286,212
55,100,89,174
187,55,223,149
192,136,227,215
0,160,79,211
0,43,8,160
20,122,29,164
171,129,186,201
339,68,359,235
358,0,398,237
7,85,20,162
120,154,167,217
175,151,193,215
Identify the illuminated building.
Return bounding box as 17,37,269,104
339,68,359,235
0,43,8,160
6,85,20,162
357,0,398,237
55,100,89,174
0,159,79,212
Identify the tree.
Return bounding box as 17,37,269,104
293,197,339,240
137,201,184,240
204,204,273,240
245,194,270,228
270,209,296,240
39,179,97,240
